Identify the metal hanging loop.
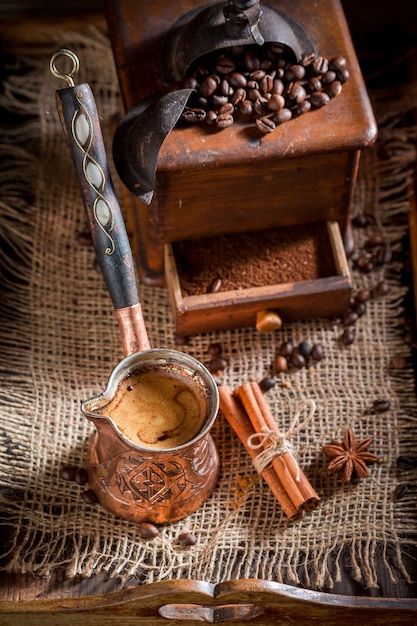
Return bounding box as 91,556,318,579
50,49,80,87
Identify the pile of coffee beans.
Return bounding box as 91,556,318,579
273,339,325,374
59,464,98,505
205,342,229,385
178,43,349,133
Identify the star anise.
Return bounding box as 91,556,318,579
322,428,380,483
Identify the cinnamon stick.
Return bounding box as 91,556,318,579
218,386,301,521
236,382,320,513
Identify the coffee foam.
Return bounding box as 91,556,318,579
98,363,209,450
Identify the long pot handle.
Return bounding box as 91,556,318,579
51,49,150,355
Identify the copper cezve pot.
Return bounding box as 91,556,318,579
50,50,220,524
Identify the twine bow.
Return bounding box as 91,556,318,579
247,399,316,477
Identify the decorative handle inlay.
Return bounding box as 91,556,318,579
72,90,115,255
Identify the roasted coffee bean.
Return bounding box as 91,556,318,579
81,489,98,505
215,54,235,74
231,87,246,106
375,280,390,296
209,355,228,371
312,56,329,74
178,532,197,546
286,82,306,103
220,78,233,97
336,68,350,83
306,77,322,93
198,97,208,108
250,69,266,81
298,340,312,358
325,80,343,98
182,107,206,123
259,376,276,392
261,58,274,71
60,465,77,481
285,64,305,81
207,277,222,293
243,50,261,71
393,483,410,500
246,80,259,90
329,55,348,71
271,78,284,95
352,300,366,317
260,74,274,94
247,87,262,102
239,99,253,116
300,52,316,67
311,343,325,361
321,70,337,84
278,340,294,357
268,42,285,54
355,288,371,303
229,71,247,88
207,342,222,356
340,328,355,345
293,100,312,117
256,116,276,134
373,399,391,413
273,108,292,125
253,98,269,116
343,311,359,326
182,76,199,90
290,352,306,369
309,91,330,108
139,522,159,539
356,255,374,273
268,93,285,111
206,110,218,125
356,254,371,270
274,355,288,373
199,76,218,97
215,112,234,128
397,456,417,471
194,63,210,78
289,352,307,370
219,102,234,115
75,467,88,485
211,94,229,108
389,356,408,370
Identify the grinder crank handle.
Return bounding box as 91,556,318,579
50,49,150,355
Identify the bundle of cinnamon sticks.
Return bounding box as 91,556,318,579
219,382,320,521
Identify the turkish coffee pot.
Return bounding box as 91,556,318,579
50,49,220,524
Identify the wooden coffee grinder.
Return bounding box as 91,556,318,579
105,0,377,335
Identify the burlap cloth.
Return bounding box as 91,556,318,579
1,28,416,589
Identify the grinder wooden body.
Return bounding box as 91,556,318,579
106,0,377,286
